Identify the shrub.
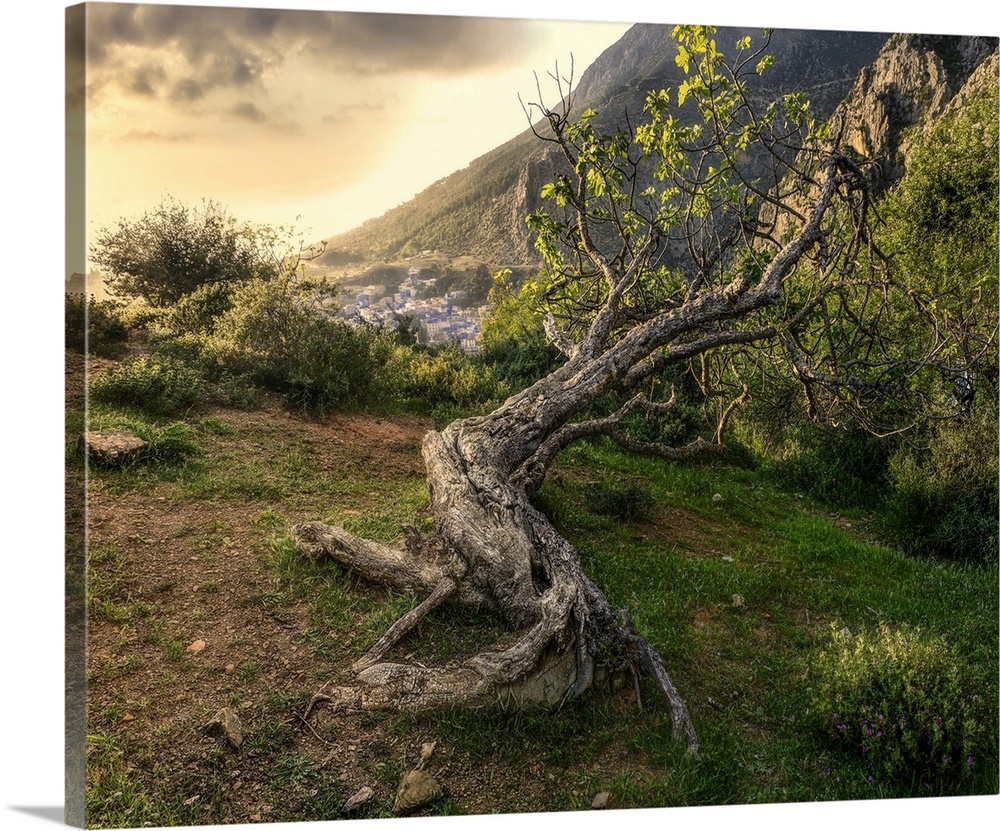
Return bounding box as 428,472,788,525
206,273,383,415
90,198,284,306
807,623,995,793
883,405,999,561
379,343,511,414
582,481,657,522
65,294,129,355
162,282,235,335
89,355,206,417
767,422,893,509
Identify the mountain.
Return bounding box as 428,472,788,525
318,24,994,268
822,33,997,177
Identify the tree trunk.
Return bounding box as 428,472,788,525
292,356,699,753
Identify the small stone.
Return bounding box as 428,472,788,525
225,663,236,674
721,555,734,563
732,594,745,607
838,626,853,641
418,741,437,768
341,786,375,815
393,769,443,816
186,639,207,653
591,791,611,809
712,493,724,503
205,707,244,748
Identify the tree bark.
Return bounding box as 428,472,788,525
292,355,701,752
290,146,859,756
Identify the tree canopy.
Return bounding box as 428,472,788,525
91,197,317,306
517,26,988,453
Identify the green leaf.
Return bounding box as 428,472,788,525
677,80,690,107
675,45,691,73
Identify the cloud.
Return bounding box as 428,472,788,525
79,4,540,106
170,78,206,103
119,129,196,143
232,101,268,123
320,100,388,126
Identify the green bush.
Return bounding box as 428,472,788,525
807,623,995,793
582,481,657,522
65,294,129,355
205,273,385,415
379,343,511,414
89,355,206,417
767,422,893,509
884,406,999,560
90,197,283,306
162,282,235,335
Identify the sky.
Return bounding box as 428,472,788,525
70,4,634,272
2,4,998,831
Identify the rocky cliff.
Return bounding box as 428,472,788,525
825,33,997,181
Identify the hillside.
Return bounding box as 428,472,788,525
319,24,891,266
72,345,998,824
319,26,998,272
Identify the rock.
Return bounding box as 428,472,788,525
205,707,244,748
340,785,375,815
186,639,207,653
392,769,443,816
79,431,148,465
732,594,745,608
721,555,734,563
591,791,611,809
712,493,724,503
417,741,437,769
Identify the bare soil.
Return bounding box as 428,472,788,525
76,378,662,824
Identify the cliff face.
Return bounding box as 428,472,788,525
826,33,997,179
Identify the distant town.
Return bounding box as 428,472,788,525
335,267,487,352
68,266,491,352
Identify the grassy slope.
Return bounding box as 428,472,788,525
72,373,998,825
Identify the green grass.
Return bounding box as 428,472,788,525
511,438,999,803
79,383,998,820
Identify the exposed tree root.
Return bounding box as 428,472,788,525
289,449,700,757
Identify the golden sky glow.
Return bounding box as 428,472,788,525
72,2,633,267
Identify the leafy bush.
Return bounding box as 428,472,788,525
65,294,128,355
89,355,206,417
162,282,235,335
479,270,563,388
380,344,511,414
767,422,893,509
883,405,999,560
582,481,657,522
205,273,385,415
807,623,995,793
90,198,285,306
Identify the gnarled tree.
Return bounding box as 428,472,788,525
291,27,980,754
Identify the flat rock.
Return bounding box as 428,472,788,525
591,791,611,809
80,431,148,465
